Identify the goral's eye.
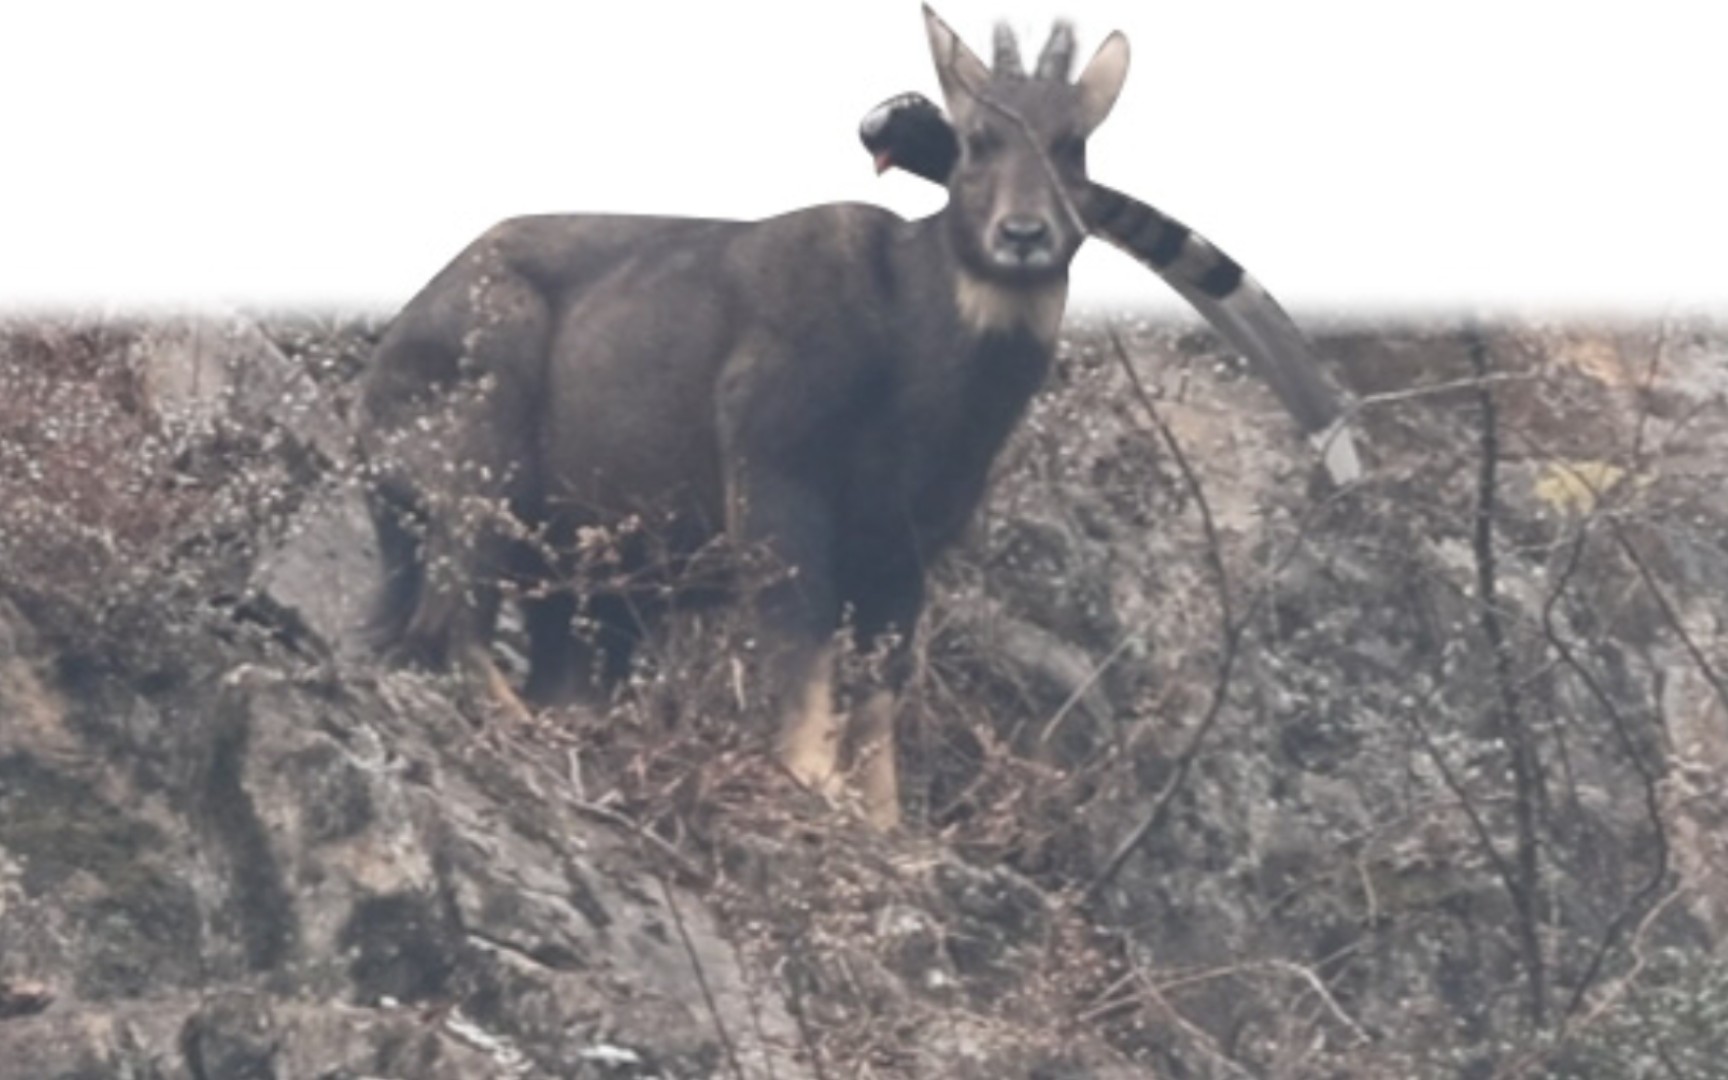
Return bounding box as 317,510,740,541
965,127,1003,161
1050,138,1085,170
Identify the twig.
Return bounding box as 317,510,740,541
1275,368,1534,487
1086,327,1241,901
780,952,833,1080
1604,515,1728,719
1570,887,1686,1033
1467,328,1547,1026
1629,315,1671,464
1493,886,1688,1080
726,933,779,1080
567,797,711,888
1266,959,1373,1047
656,871,746,1080
1128,965,1259,1079
1039,391,1342,753
1348,370,1535,414
1036,628,1135,749
1539,523,1672,1019
1397,688,1521,910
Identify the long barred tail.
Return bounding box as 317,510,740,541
859,89,1363,486
1084,185,1362,485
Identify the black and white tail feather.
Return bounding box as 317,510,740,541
860,91,1362,485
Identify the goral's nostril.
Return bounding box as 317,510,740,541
997,216,1051,249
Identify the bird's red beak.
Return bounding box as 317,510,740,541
872,151,894,175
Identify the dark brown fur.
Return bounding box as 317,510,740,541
358,9,1131,824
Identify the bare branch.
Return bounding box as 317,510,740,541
1397,687,1521,909
726,933,780,1080
565,795,712,888
1468,328,1548,1026
1629,315,1672,465
1605,515,1728,718
1348,370,1535,413
1539,523,1673,1019
1266,958,1373,1047
657,871,747,1080
1086,326,1241,901
1493,887,1689,1080
777,943,833,1080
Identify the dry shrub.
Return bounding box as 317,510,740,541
0,316,329,672
0,322,191,595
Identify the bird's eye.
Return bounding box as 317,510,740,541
1050,138,1085,169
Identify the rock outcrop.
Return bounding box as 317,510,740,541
1,312,1723,1077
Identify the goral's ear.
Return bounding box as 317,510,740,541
1075,30,1130,135
923,5,991,120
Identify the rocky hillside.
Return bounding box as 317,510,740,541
0,310,1724,1078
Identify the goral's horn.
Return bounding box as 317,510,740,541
992,22,1024,77
1034,19,1076,81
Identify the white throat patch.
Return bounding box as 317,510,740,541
954,274,1068,347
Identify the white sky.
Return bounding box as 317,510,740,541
3,1,1724,314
